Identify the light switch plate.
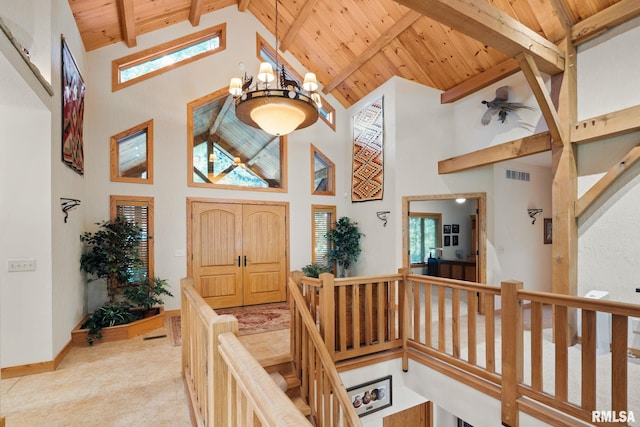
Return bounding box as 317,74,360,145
8,259,36,272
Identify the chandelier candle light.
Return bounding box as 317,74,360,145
229,0,320,136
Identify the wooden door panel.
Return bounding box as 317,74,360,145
192,202,243,308
243,205,286,305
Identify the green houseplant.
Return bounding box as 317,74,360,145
78,217,168,344
80,216,144,303
326,216,364,277
301,263,332,278
123,276,173,316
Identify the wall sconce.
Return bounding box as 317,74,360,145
61,198,81,223
376,211,390,227
527,208,543,224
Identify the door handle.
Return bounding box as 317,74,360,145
244,255,247,266
238,256,241,267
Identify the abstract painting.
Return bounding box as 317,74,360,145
61,36,85,174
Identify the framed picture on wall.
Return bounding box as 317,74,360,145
61,35,85,175
347,375,392,417
544,218,552,244
444,235,451,246
452,224,460,233
457,419,474,427
443,224,451,234
452,235,459,246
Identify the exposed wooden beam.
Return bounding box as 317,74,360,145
189,0,204,27
280,0,319,52
117,0,137,48
323,11,422,94
440,58,520,104
548,0,576,34
438,132,551,174
572,0,640,45
515,52,564,147
210,96,235,135
238,0,250,13
395,0,565,75
572,104,640,145
575,143,640,218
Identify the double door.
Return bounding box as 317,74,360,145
189,201,287,309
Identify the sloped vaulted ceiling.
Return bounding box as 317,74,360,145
69,0,636,107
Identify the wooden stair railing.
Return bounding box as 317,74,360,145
181,278,312,427
289,275,362,427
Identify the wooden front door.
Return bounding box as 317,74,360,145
190,201,287,309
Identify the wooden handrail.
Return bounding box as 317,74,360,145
218,332,312,426
181,277,309,427
288,276,362,427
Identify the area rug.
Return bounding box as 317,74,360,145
170,302,290,346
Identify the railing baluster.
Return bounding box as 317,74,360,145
581,309,596,411
467,289,477,365
554,305,569,401
438,286,446,352
611,314,628,416
530,301,543,392
425,282,432,347
377,281,385,344
452,287,460,358
365,282,373,345
485,294,495,372
339,286,347,352
352,285,360,350
413,282,420,342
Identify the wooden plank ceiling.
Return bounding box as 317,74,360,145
68,0,628,108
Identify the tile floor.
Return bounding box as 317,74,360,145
1,319,290,427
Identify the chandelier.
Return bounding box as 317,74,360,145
229,0,320,136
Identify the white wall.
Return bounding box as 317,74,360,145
0,53,53,366
82,6,348,310
575,17,640,303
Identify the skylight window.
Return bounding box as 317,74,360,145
112,24,226,91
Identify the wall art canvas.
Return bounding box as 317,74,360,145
61,36,85,174
351,97,383,202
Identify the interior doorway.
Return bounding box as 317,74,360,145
402,193,486,286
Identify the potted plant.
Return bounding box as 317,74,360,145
301,263,332,278
75,217,167,345
80,216,144,303
326,216,364,277
123,276,173,317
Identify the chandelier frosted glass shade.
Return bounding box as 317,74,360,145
235,89,319,136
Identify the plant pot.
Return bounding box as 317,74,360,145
71,306,165,347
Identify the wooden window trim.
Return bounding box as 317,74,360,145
110,195,154,280
311,204,336,267
110,119,154,184
112,23,226,92
310,144,335,196
256,34,336,131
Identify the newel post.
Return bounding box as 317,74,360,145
398,267,411,372
501,280,523,427
319,272,336,359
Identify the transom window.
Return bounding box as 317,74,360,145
409,213,441,266
112,24,226,91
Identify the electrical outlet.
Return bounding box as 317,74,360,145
8,259,37,272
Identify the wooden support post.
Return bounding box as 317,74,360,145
319,272,336,360
211,314,239,426
501,280,523,427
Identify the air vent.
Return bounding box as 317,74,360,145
506,169,530,182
